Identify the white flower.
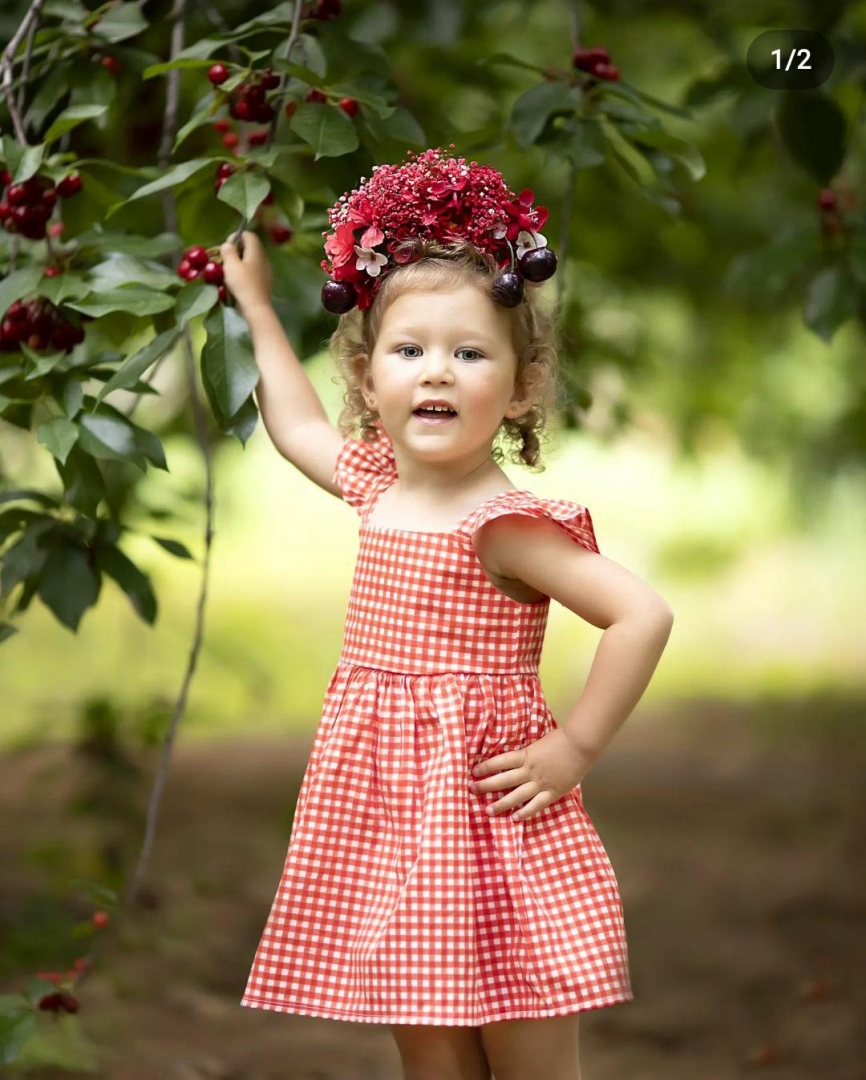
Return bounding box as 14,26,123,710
492,223,507,239
354,245,389,277
516,230,548,257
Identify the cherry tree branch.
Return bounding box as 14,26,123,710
125,0,219,910
0,0,44,143
231,0,305,248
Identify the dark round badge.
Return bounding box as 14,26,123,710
746,29,834,91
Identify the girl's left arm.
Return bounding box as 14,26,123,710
476,514,674,765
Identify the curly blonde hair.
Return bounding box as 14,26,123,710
327,238,567,470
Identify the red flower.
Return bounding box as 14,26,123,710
324,222,357,268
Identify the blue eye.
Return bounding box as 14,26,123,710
396,346,482,361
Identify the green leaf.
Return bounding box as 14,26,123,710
290,103,359,159
88,254,179,291
201,304,259,424
5,140,44,184
75,402,166,470
143,57,222,79
94,328,182,404
0,1008,36,1065
43,104,108,144
361,105,425,148
511,81,581,149
56,444,106,518
175,282,220,327
0,266,44,317
37,542,101,632
72,228,181,258
802,262,859,342
223,394,259,447
36,273,92,306
0,489,59,508
628,128,706,182
776,91,846,185
150,535,194,559
173,94,221,152
847,234,866,286
544,116,607,171
94,545,157,624
65,289,176,318
36,416,79,465
292,33,327,79
90,2,148,43
107,158,215,215
216,170,271,219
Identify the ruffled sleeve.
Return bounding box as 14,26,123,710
332,419,398,513
462,490,600,554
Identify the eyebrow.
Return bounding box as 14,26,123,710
385,327,495,345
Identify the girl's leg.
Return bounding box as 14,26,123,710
479,1013,581,1080
389,1023,493,1080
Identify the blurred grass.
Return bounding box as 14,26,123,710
4,350,866,750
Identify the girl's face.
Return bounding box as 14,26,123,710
363,283,531,462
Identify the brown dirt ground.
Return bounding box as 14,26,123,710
1,696,864,1079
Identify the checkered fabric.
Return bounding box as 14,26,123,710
240,420,633,1025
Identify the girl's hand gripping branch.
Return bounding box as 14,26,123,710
220,230,274,320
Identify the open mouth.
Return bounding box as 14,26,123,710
412,406,458,420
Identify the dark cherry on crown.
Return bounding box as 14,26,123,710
322,280,357,313
519,247,557,282
491,270,525,307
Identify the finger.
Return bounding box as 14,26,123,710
511,793,553,821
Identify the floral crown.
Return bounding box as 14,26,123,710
319,144,557,314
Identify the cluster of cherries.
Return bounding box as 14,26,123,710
490,246,558,309
572,45,620,82
177,246,229,302
0,298,86,354
304,0,340,18
0,170,82,241
298,88,359,116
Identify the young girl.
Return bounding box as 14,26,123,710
221,147,674,1080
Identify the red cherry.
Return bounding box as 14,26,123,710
590,62,620,81
217,285,228,304
101,56,120,76
6,183,28,206
255,102,274,123
44,266,62,278
42,187,57,207
6,301,28,322
572,47,594,70
232,98,252,122
177,259,192,279
285,101,298,119
213,119,232,133
268,224,293,244
92,910,110,929
0,169,11,186
308,0,341,19
57,172,82,198
208,63,230,86
216,163,236,181
818,189,837,211
260,69,280,90
185,245,209,268
48,221,65,239
262,191,274,206
305,88,327,104
248,130,269,146
202,261,224,284
222,132,239,150
338,96,358,117
587,46,610,65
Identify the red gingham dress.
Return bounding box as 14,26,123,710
240,420,633,1025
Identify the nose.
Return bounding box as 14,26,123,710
418,349,456,382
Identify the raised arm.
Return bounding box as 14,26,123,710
220,231,343,497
